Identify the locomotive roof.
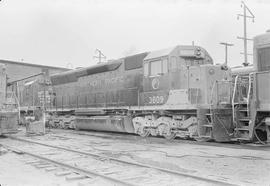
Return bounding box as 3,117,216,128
254,31,270,47
51,52,150,86
144,45,204,61
231,65,254,76
144,46,176,61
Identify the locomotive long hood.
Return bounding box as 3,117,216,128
50,62,122,85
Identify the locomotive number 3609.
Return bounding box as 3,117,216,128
149,96,164,104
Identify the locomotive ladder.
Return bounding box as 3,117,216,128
232,74,254,141
198,81,217,140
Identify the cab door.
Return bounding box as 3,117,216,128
141,58,170,106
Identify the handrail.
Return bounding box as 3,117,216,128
232,75,239,125
246,72,254,118
209,81,217,125
210,81,217,106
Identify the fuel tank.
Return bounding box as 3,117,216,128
75,115,135,133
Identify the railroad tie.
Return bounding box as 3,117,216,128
65,174,88,181
45,167,58,171
35,164,54,169
25,160,41,164
55,170,72,176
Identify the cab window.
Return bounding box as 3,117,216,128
162,58,168,73
145,58,169,76
150,60,162,76
170,56,177,71
143,62,149,76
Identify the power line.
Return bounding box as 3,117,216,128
237,1,255,66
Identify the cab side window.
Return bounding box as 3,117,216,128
162,58,168,73
170,56,177,71
144,58,169,77
143,62,149,76
150,60,162,76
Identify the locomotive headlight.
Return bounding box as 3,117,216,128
195,47,201,56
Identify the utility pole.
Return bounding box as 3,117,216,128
237,1,255,66
93,49,106,63
220,42,234,66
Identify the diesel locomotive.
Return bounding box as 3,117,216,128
17,31,270,143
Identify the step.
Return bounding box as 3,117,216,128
238,118,250,122
202,124,213,128
234,101,247,105
235,126,250,131
239,109,248,112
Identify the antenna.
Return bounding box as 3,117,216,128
93,49,106,63
220,42,234,66
237,1,255,66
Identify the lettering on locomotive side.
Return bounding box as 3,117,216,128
89,76,124,88
104,76,124,86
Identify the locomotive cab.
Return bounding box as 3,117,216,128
140,45,228,108
133,45,232,141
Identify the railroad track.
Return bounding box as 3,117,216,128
3,135,238,186
53,129,270,151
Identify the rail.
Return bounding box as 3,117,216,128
5,145,133,186
8,136,238,186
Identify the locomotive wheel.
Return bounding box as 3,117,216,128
70,120,75,129
164,132,176,140
59,120,65,129
48,120,54,128
138,128,150,138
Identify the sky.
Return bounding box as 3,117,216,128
0,0,269,69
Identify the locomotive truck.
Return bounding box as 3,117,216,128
17,31,270,143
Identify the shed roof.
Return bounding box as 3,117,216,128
0,59,70,71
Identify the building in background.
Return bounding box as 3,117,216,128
0,59,70,83
0,59,70,110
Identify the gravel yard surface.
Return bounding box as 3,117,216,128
0,129,269,186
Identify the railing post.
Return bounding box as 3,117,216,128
232,75,239,125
